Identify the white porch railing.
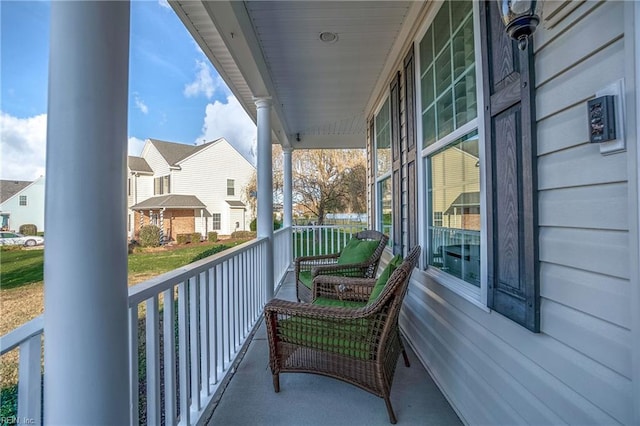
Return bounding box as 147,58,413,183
273,226,292,286
0,226,359,425
0,316,44,425
0,237,279,426
292,224,367,258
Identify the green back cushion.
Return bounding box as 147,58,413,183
337,238,380,265
298,271,313,289
367,255,403,304
313,297,366,308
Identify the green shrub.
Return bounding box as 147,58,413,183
139,225,161,247
176,234,189,245
208,231,218,242
190,244,232,262
249,217,281,231
191,232,202,243
19,224,37,235
231,230,256,239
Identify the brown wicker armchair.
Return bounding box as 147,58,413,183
294,229,389,303
265,246,420,424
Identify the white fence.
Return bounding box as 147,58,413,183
292,224,367,257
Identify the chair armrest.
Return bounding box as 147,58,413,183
310,262,372,279
312,275,376,302
264,298,368,320
295,253,340,273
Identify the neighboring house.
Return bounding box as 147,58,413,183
128,138,255,241
0,176,45,232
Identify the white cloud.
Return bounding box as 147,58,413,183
184,60,224,99
196,95,256,164
0,112,47,180
128,137,146,157
158,0,171,10
134,94,149,114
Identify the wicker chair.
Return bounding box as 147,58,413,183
294,229,389,303
265,246,421,424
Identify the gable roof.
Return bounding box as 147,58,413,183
0,180,33,203
128,156,153,174
149,138,220,167
130,194,207,210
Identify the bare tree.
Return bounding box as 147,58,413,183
244,147,367,225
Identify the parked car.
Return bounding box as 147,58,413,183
0,232,44,247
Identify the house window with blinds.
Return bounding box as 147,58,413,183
154,175,170,195
375,97,392,241
420,0,481,287
212,213,221,231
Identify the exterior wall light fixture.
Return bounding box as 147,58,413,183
497,0,543,50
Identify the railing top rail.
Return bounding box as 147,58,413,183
128,237,268,306
0,316,44,355
292,224,367,229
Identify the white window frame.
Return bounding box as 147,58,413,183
227,179,235,196
212,213,221,231
415,0,488,309
19,195,27,206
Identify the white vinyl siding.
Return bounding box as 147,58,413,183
398,1,634,425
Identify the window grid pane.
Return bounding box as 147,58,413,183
427,130,480,286
420,0,476,150
375,97,392,177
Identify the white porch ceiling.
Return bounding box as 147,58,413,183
171,1,418,149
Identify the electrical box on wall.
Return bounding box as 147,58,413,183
589,79,626,155
588,96,616,143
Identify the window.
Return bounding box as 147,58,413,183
227,179,235,196
420,0,476,149
154,175,170,195
128,178,131,196
427,130,480,286
420,0,480,287
19,196,27,206
416,0,539,329
212,213,221,231
375,97,392,241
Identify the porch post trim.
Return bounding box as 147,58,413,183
44,2,130,423
255,96,274,299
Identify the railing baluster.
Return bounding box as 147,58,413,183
188,276,201,412
146,295,160,426
177,281,190,426
162,288,177,426
17,334,41,425
209,267,217,385
128,306,139,426
199,271,209,398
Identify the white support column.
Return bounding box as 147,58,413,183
44,2,130,424
283,147,294,266
283,148,293,228
255,97,274,299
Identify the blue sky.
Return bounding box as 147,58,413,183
1,0,256,180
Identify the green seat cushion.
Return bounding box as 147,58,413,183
298,271,313,289
337,238,380,265
367,255,403,304
279,317,372,359
313,297,366,308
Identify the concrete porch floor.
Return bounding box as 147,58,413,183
204,272,462,426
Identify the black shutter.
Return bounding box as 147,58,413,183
479,1,539,332
390,72,402,255
368,119,376,229
403,45,418,252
